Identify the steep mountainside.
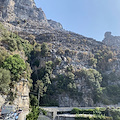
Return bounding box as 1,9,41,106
0,0,64,35
0,0,120,108
0,0,48,24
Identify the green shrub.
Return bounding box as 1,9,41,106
71,108,80,114
106,108,120,120
75,115,112,120
55,58,61,65
56,48,64,55
71,108,106,115
88,57,97,67
26,107,40,120
40,108,47,115
75,69,103,103
0,68,11,94
104,85,120,104
3,54,26,81
41,42,50,56
30,95,38,107
2,38,17,51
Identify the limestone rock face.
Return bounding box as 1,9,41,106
0,0,65,34
0,0,47,22
0,95,7,108
48,20,63,31
13,79,29,110
0,0,51,35
0,79,29,110
103,32,120,50
58,93,94,107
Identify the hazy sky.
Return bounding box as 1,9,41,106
34,0,120,41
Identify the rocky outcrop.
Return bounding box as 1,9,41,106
48,20,64,31
0,0,52,35
0,79,29,110
103,32,120,50
0,0,47,23
13,78,29,110
0,95,7,108
0,0,66,35
58,93,93,107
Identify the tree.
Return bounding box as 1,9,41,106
76,68,103,103
45,61,53,75
0,68,11,94
28,34,36,45
42,73,51,85
87,69,103,102
0,49,8,67
30,94,38,107
3,54,26,81
41,42,49,56
26,106,40,120
66,65,74,72
88,57,97,68
24,62,33,87
35,80,47,106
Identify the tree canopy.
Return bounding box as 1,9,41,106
3,54,26,81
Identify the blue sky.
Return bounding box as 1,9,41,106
34,0,120,41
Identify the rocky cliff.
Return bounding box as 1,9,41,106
0,0,120,108
0,0,47,23
103,32,120,50
0,79,29,110
0,0,64,35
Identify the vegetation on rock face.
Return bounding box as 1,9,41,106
0,48,9,67
0,22,33,102
102,84,120,104
3,54,26,81
0,68,11,94
1,1,120,119
75,68,103,103
41,42,50,57
29,38,119,107
94,46,114,72
0,18,120,113
30,94,38,107
88,57,97,68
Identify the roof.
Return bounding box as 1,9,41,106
1,106,15,114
